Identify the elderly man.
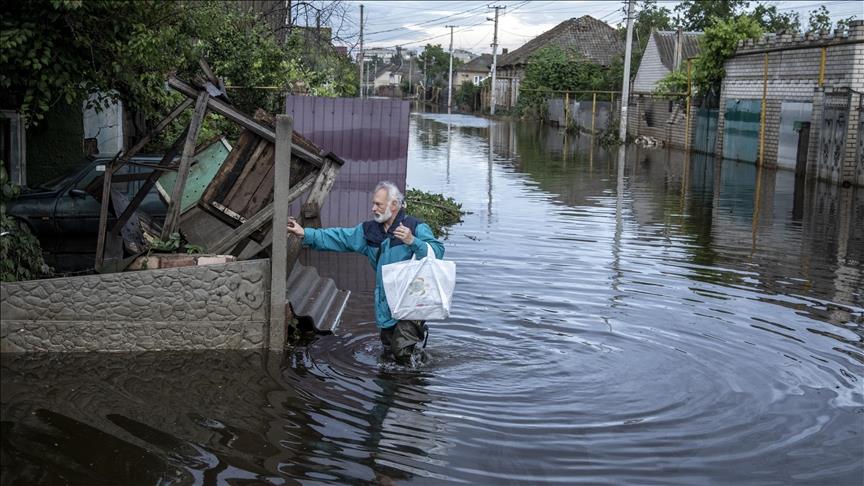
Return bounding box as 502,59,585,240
287,181,445,364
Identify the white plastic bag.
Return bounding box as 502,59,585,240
382,243,455,320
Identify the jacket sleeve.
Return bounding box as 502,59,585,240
408,223,445,259
303,224,368,254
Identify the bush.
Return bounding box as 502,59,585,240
0,166,47,282
405,189,464,238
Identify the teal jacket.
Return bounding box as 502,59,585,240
302,210,445,328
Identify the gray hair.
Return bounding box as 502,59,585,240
375,181,404,207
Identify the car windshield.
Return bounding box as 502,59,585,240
34,159,96,191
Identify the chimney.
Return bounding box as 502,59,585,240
502,48,509,55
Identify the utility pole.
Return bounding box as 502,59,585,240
359,4,364,99
489,5,504,115
618,0,635,143
446,25,456,114
408,54,413,97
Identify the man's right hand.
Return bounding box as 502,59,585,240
287,217,305,238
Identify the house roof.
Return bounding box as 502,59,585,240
458,54,493,73
498,16,624,68
652,30,703,70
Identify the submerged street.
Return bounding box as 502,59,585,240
2,112,863,484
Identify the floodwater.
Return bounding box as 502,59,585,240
2,113,863,485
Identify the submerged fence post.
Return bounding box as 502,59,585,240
591,92,597,134
684,59,692,152
758,53,769,167
564,91,570,129
269,115,293,351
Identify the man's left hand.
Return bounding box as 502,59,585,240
393,223,414,245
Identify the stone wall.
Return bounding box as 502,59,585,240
0,260,271,352
715,21,864,185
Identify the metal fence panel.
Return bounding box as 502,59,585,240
284,96,411,291
723,99,760,163
693,108,718,155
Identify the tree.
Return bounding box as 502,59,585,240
517,46,622,118
750,3,800,33
1,0,357,130
690,15,763,96
418,44,461,87
674,0,750,31
808,5,833,32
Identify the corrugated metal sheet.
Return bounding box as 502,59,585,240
284,96,411,291
287,262,350,333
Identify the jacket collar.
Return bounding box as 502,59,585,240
364,209,409,247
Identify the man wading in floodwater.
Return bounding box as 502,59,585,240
287,181,445,364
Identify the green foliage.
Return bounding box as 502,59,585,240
149,233,181,252
674,0,750,31
418,44,462,88
654,69,689,98
517,46,622,119
750,3,800,33
807,5,857,33
690,15,763,96
405,189,464,238
1,0,357,139
185,244,205,255
808,6,832,32
455,80,479,110
0,166,47,282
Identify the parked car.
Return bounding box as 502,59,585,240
6,155,167,270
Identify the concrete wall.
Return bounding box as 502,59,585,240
1,260,270,352
715,22,864,185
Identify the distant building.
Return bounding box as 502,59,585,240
493,15,624,108
455,54,493,87
452,49,478,63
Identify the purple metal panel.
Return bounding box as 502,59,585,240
285,96,411,291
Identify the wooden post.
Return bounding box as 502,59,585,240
94,154,119,270
591,92,597,134
162,91,209,239
269,115,293,351
285,159,340,272
564,92,570,129
684,59,692,152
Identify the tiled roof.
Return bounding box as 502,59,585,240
458,54,493,72
498,15,624,67
652,30,703,70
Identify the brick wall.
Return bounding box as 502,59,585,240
716,21,864,185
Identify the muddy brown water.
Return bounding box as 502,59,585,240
2,113,863,485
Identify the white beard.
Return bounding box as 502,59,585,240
374,205,392,223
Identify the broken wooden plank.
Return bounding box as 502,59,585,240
162,91,209,239
112,98,193,174
285,158,341,273
167,76,325,168
109,128,187,236
95,153,120,271
208,172,316,255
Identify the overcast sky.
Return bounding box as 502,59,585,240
336,0,862,53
